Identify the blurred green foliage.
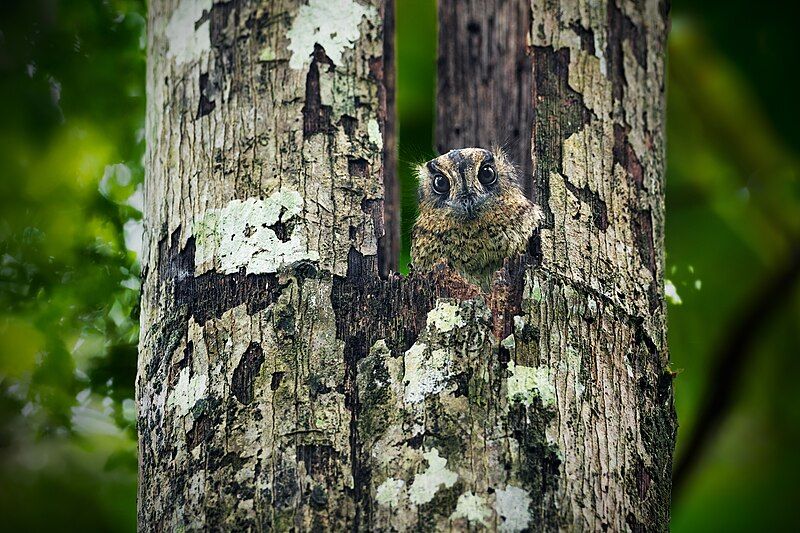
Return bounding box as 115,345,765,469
665,3,800,530
0,0,797,530
0,1,144,530
396,0,437,269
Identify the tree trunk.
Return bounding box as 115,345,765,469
436,0,676,530
138,0,390,529
139,0,675,531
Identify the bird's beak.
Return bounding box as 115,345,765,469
460,194,477,220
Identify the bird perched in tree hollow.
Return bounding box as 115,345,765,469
411,147,541,289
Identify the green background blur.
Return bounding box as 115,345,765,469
1,1,798,530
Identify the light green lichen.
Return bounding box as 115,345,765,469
408,448,458,505
367,118,383,150
501,334,516,350
286,0,376,70
426,300,465,333
495,485,532,532
450,492,490,525
507,361,555,407
319,69,357,119
192,190,318,275
370,338,390,357
376,477,405,507
403,344,452,404
258,45,276,62
528,276,543,302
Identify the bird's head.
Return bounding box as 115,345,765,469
416,147,519,221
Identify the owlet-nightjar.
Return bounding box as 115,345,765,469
411,148,541,289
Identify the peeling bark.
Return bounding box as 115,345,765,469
139,0,674,531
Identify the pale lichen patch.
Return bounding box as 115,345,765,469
193,190,318,275
165,0,211,66
319,69,357,120
586,296,598,319
169,366,207,416
258,45,276,62
495,485,532,532
507,361,555,407
286,0,377,70
513,315,526,335
376,477,406,507
403,344,453,404
408,448,458,505
426,300,465,333
370,339,390,355
523,272,543,310
450,492,490,526
501,334,516,350
367,118,383,150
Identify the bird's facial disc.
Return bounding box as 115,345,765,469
425,148,501,220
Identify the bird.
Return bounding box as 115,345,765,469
411,147,541,289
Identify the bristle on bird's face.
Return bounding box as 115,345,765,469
416,147,519,221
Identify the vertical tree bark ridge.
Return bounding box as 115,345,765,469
139,0,387,529
436,0,535,197
530,0,670,330
381,0,399,276
425,0,675,530
525,0,675,528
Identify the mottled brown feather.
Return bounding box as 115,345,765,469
411,147,541,289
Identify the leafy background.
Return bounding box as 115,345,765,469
0,1,798,530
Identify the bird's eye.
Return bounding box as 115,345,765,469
478,165,497,186
432,174,450,195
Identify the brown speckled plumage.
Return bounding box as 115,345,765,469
411,147,541,289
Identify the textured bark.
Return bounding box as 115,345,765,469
431,0,676,530
139,0,674,531
381,0,399,276
139,0,388,529
437,0,534,196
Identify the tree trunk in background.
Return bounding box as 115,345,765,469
139,0,675,532
437,0,534,197
435,0,677,530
